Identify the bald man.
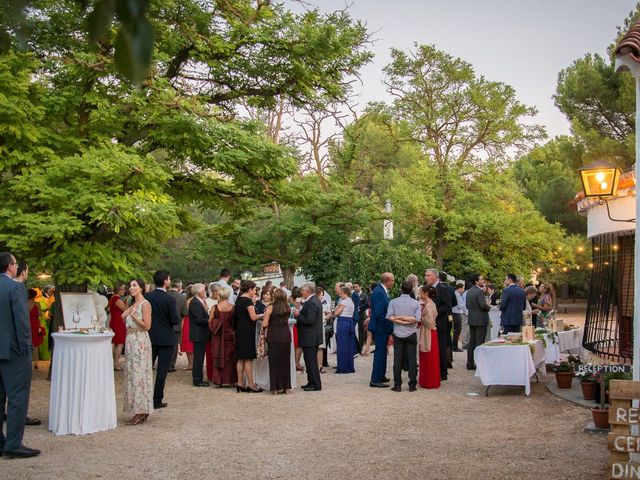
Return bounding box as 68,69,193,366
368,272,395,388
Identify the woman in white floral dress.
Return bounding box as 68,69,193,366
122,278,153,425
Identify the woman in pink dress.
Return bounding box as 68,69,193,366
418,285,440,389
180,286,195,370
109,283,127,371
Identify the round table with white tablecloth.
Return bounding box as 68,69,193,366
486,307,502,342
543,327,585,364
49,332,117,435
253,319,297,391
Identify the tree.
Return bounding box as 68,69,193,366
0,1,373,287
383,44,544,268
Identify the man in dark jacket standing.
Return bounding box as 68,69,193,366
187,284,210,387
425,269,452,381
295,283,323,391
500,273,526,334
167,279,186,372
465,274,491,370
145,271,180,409
0,252,40,458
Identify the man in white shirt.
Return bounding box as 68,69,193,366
279,281,291,299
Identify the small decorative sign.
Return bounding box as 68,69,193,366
522,325,535,342
578,364,632,374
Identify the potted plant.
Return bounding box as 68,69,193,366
553,359,575,388
575,370,596,400
592,371,609,429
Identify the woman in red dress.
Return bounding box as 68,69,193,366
180,286,195,370
418,285,440,389
209,287,237,386
28,289,45,368
108,283,127,371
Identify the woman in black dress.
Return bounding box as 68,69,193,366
263,289,292,394
233,280,264,392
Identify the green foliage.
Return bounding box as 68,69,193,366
336,241,433,296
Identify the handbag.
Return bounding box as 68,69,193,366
257,326,268,358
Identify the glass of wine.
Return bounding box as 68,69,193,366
72,313,80,330
91,315,98,332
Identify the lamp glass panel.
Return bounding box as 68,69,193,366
581,168,616,196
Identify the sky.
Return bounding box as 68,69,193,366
287,0,638,137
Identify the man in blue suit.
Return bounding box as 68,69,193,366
0,252,40,458
368,272,395,388
499,273,526,334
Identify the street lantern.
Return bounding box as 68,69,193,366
578,160,622,198
240,270,252,281
383,200,394,240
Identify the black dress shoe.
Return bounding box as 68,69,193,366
168,368,177,372
466,365,477,370
154,402,168,409
390,386,402,392
452,347,463,352
300,384,309,389
440,375,448,381
25,417,41,426
4,446,41,459
409,385,417,392
382,376,391,383
193,381,209,387
303,386,321,391
369,382,389,388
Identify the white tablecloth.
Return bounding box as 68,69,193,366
49,332,117,435
253,320,297,390
474,339,546,395
486,308,502,341
543,328,584,364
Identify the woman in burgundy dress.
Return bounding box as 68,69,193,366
209,287,237,386
28,289,45,368
180,286,195,370
108,283,127,370
418,285,440,389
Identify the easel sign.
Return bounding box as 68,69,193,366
608,380,640,479
59,292,98,330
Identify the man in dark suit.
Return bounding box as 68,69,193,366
145,270,181,408
500,273,526,334
294,283,323,391
368,272,394,388
187,284,210,387
438,271,457,367
167,279,186,372
465,274,490,370
425,269,452,381
354,282,368,354
0,252,40,458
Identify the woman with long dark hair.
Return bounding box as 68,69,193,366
233,280,264,392
263,289,292,394
122,278,153,424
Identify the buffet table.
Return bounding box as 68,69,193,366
253,319,297,390
49,332,117,435
474,339,546,396
543,327,584,364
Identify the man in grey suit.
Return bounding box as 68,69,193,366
465,273,491,371
167,279,186,372
0,252,40,458
294,283,323,391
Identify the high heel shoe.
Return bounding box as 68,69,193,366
246,385,263,393
235,384,247,393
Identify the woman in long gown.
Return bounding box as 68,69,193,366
108,283,127,371
180,286,195,370
210,287,237,386
263,289,292,394
122,278,154,425
333,286,356,374
418,285,440,389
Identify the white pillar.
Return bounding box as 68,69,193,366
383,200,394,240
634,76,640,382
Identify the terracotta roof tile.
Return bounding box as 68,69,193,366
615,21,640,62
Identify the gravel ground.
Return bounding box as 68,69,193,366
6,346,606,480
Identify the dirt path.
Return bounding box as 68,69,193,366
6,348,606,480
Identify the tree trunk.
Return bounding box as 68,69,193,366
434,237,446,270
282,267,295,289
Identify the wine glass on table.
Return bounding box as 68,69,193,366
72,313,80,331
91,315,98,332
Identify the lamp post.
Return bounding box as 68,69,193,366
240,270,252,281
383,200,394,240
